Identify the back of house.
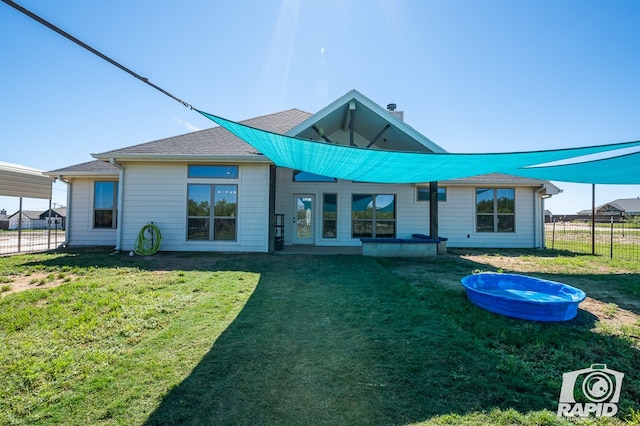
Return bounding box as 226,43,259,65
48,90,560,253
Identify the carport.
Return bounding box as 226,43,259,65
0,161,55,253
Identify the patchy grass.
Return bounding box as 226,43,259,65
0,248,639,425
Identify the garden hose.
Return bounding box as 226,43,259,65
134,223,162,255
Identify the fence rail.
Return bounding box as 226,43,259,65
0,219,65,256
545,217,640,261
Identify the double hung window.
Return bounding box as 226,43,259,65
94,181,117,228
476,188,515,232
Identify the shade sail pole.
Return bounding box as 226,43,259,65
591,184,596,255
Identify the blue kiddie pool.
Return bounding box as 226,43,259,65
460,273,586,321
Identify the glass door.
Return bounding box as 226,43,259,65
293,195,314,244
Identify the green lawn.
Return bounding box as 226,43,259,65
1,249,639,425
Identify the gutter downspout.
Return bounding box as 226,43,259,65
534,187,544,249
536,184,552,249
110,158,124,251
58,175,71,247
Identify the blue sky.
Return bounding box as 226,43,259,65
2,0,640,214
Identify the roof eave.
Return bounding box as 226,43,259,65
46,171,120,179
91,154,274,163
440,177,552,186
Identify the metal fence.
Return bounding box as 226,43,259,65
545,217,640,261
0,219,65,256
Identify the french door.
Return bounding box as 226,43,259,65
293,194,314,244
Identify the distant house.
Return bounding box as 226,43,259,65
577,197,640,217
48,89,560,252
8,211,43,230
7,208,66,230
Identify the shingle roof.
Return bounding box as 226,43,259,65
47,109,311,174
41,208,67,218
48,160,120,175
584,198,640,214
578,198,640,215
8,210,42,219
607,198,640,213
93,109,312,158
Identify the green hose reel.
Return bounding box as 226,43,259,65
134,222,162,255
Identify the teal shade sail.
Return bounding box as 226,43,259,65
198,110,640,185
508,151,640,184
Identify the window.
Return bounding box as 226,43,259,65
323,194,337,238
352,194,396,238
476,188,515,232
293,170,336,182
187,184,237,240
188,165,238,179
94,181,117,228
416,186,447,202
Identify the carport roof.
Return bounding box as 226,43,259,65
0,161,53,199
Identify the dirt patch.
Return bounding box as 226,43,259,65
459,253,544,273
1,272,73,297
580,297,640,327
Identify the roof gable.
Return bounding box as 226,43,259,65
286,89,446,153
8,210,42,220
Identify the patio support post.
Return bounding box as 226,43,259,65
268,165,276,252
429,181,438,239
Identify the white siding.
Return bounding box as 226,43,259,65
67,178,117,247
65,165,544,251
439,186,539,248
276,168,542,248
119,162,271,252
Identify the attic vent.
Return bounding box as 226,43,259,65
387,103,397,111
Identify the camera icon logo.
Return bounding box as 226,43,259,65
557,364,624,417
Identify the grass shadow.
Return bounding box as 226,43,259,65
17,248,230,273
142,254,639,425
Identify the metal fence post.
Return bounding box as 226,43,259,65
17,197,23,253
610,216,614,259
591,184,596,256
